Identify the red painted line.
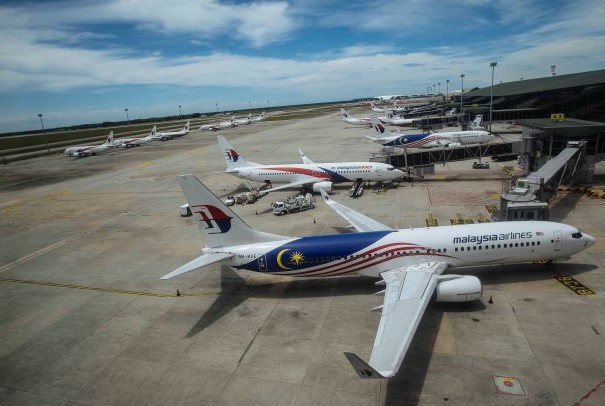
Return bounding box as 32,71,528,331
573,377,605,406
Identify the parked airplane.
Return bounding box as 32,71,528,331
378,111,417,127
152,120,190,140
114,126,157,148
64,131,116,157
234,114,252,126
368,116,494,148
367,117,429,147
162,174,595,379
217,135,403,192
250,112,266,122
341,108,371,126
199,116,236,131
370,103,386,113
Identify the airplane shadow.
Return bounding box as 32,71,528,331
185,266,378,338
186,261,596,338
185,260,597,403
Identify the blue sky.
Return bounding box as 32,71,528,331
1,0,605,133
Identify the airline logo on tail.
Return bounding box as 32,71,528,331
191,205,233,234
374,123,386,134
225,149,240,162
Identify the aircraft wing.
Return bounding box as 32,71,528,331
345,261,448,378
319,189,393,232
254,179,320,193
160,252,233,280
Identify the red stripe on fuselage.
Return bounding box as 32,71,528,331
271,242,455,277
261,166,331,180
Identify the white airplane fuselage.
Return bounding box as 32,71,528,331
343,116,371,126
230,162,403,185
116,136,154,148
207,222,593,278
64,143,113,157
378,130,493,148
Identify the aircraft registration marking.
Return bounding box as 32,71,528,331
554,275,594,295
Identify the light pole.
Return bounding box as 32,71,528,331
446,79,450,100
179,105,182,119
38,113,49,155
248,101,251,110
124,108,129,124
460,74,465,113
215,103,218,113
489,62,497,133
438,82,441,94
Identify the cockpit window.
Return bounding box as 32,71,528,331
572,232,583,239
387,166,395,171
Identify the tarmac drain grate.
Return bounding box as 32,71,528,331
493,375,525,396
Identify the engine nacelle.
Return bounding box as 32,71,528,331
312,181,333,193
434,275,482,302
444,142,462,148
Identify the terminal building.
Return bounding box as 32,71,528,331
383,68,605,221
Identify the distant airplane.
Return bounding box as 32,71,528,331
250,112,266,122
368,116,494,148
375,95,404,101
341,108,371,126
162,174,595,379
199,116,235,131
233,114,252,126
217,135,404,193
152,120,190,140
370,103,386,113
114,126,157,148
64,131,116,157
378,111,417,127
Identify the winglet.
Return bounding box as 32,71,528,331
344,352,386,379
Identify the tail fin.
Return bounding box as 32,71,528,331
470,114,484,129
105,131,114,145
341,108,349,119
160,174,289,279
217,135,259,170
177,174,288,248
151,125,157,137
370,115,391,139
183,120,190,132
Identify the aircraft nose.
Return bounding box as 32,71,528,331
394,168,406,178
584,233,596,248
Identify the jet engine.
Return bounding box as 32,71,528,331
443,142,462,148
434,275,482,302
312,181,333,193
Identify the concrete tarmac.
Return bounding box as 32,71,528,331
1,108,604,405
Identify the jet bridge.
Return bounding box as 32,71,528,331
374,142,518,168
499,141,586,220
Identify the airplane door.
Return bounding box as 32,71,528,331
553,231,562,251
375,167,383,178
258,255,267,271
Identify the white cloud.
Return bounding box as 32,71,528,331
1,1,605,132
3,0,297,48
